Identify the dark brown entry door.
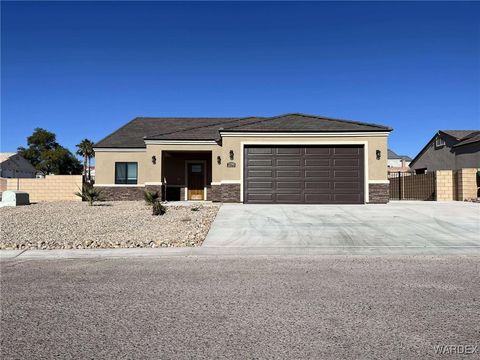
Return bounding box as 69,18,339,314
187,163,205,200
244,145,364,204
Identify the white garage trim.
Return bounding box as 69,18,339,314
211,180,241,185
240,141,369,203
93,148,146,152
369,180,390,184
144,140,217,145
94,184,145,187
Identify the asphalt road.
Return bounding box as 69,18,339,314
1,256,479,359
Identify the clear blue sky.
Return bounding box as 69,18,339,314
2,1,479,158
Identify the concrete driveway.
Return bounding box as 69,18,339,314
204,201,480,248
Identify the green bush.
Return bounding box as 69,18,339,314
75,184,103,206
152,200,166,216
144,191,160,205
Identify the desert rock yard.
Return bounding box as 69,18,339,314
0,201,220,250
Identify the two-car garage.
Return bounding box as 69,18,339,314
243,145,364,204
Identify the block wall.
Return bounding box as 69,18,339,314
456,168,478,201
435,170,455,201
0,175,82,202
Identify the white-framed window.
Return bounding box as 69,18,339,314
435,137,445,148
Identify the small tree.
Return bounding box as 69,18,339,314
75,184,103,206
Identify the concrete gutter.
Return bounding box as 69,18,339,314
1,246,480,260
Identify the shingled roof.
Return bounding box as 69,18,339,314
452,131,480,147
94,113,392,148
387,149,412,161
440,130,478,141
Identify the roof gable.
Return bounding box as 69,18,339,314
409,129,480,167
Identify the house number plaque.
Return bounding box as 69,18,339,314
227,162,236,168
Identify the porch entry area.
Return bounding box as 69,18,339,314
162,151,212,201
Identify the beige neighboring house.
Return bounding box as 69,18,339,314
93,113,392,204
0,152,36,178
387,149,412,175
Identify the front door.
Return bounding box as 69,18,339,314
187,162,205,200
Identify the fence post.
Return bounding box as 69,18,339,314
398,172,402,200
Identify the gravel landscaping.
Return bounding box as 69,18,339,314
0,201,220,250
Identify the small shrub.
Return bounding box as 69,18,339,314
144,191,160,205
75,184,103,206
152,200,166,216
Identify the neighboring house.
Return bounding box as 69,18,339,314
387,149,412,174
0,152,36,178
93,113,392,204
409,130,480,173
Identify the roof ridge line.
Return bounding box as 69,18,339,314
290,113,392,130
219,114,292,131
220,113,392,132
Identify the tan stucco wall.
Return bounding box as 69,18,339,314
95,145,221,185
94,135,388,186
0,175,82,202
95,151,149,185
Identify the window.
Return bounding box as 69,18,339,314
435,137,445,148
190,164,202,173
115,162,138,184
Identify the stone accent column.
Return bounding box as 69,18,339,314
208,184,241,202
208,185,222,202
435,170,454,201
221,183,241,202
368,183,389,204
456,168,478,201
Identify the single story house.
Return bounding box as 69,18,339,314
409,130,480,173
0,152,36,178
93,113,392,204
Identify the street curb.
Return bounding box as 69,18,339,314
1,246,480,260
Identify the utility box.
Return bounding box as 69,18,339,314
0,190,30,207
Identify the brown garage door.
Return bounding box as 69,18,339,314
244,145,364,204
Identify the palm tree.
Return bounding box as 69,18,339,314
76,139,94,181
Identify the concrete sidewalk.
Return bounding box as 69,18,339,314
2,245,480,260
